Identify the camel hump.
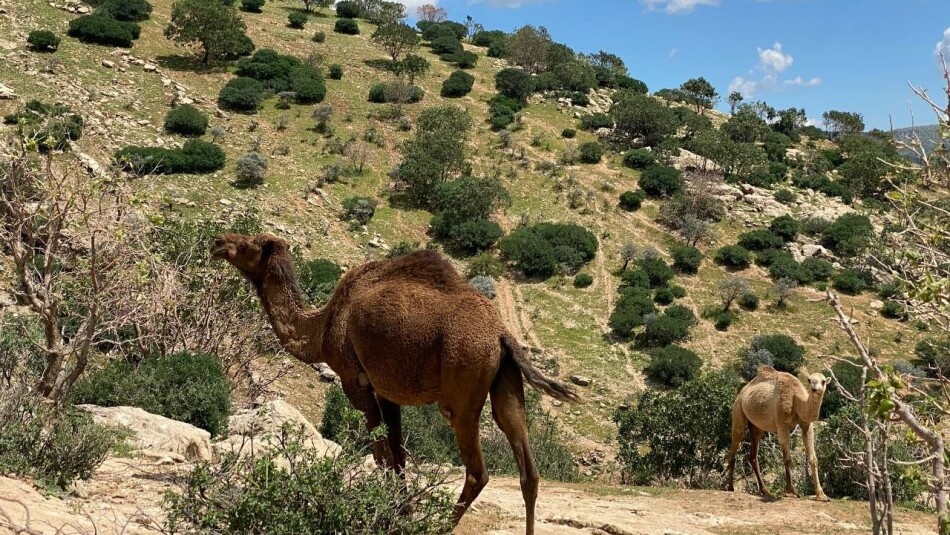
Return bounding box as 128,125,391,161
377,249,462,287
750,365,778,383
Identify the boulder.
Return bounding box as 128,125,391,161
570,375,592,387
213,399,341,461
0,83,17,99
802,244,832,258
78,405,212,462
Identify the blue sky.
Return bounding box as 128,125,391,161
404,0,950,130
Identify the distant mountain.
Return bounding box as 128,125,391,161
892,124,942,163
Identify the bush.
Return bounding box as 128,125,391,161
801,257,834,282
767,256,810,284
637,257,674,288
915,337,950,377
487,94,523,130
500,223,597,278
801,216,832,237
235,151,268,186
438,219,503,255
335,0,360,18
880,301,904,320
579,112,612,131
68,14,139,47
115,139,226,175
614,371,740,487
299,259,341,305
218,77,265,111
738,291,759,311
773,189,797,204
623,148,657,169
576,141,603,164
291,65,327,103
738,229,785,252
3,100,83,152
466,253,505,279
619,190,646,212
640,313,692,347
639,165,683,197
822,213,874,258
341,196,378,226
164,104,209,136
495,67,536,103
714,245,752,270
713,311,733,331
71,352,232,436
0,391,124,490
645,345,702,387
573,273,593,288
334,18,359,34
609,288,656,337
821,359,863,418
671,245,702,274
430,35,462,55
561,128,576,138
769,215,801,243
653,286,675,305
241,0,264,12
328,63,343,79
368,81,424,104
27,30,61,51
288,11,307,28
620,268,651,290
746,334,805,376
832,269,867,295
499,230,556,278
94,0,152,21
312,30,326,43
440,70,475,98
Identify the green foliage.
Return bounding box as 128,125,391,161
561,128,576,138
312,30,326,42
495,67,536,103
342,196,378,226
396,106,471,206
328,63,343,79
579,112,612,131
115,139,226,175
334,18,360,34
680,77,718,111
240,0,264,12
95,0,152,20
791,173,853,204
368,81,424,104
429,35,462,55
335,0,360,17
71,352,232,436
288,11,308,28
653,286,675,305
290,65,327,103
578,141,603,164
738,291,759,311
466,253,505,279
469,276,496,299
164,104,209,136
0,391,124,490
297,258,341,306
880,301,905,320
487,94,524,130
472,29,505,47
712,311,734,331
573,272,593,288
622,148,657,169
767,256,811,284
614,370,740,487
618,190,645,212
433,177,510,226
440,70,475,98
821,213,873,258
671,245,702,274
371,23,420,61
636,257,674,288
235,151,268,187
801,257,834,282
914,337,950,377
609,288,655,337
738,229,784,252
746,334,805,376
165,0,251,63
714,245,752,271
3,100,84,152
769,215,800,243
645,345,702,387
443,50,478,69
217,76,265,111
433,218,503,255
640,312,693,348
235,49,302,92
27,30,61,51
832,269,867,295
639,165,683,198
499,223,597,278
69,15,140,47
821,360,863,418
610,92,677,147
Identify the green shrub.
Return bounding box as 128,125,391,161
299,258,342,305
738,229,785,251
801,257,834,282
622,148,657,169
620,268,650,290
669,285,687,299
578,141,603,164
561,128,576,138
328,63,343,79
334,18,359,34
609,288,655,337
487,94,523,130
0,391,124,490
614,370,740,487
671,244,702,274
3,100,83,152
235,151,268,186
880,301,905,320
746,334,805,376
714,245,752,271
653,286,675,305
773,189,797,204
312,30,326,43
500,223,597,278
618,190,645,212
832,269,867,295
573,273,593,288
443,50,478,69
579,112,612,131
640,313,691,347
240,0,264,12
495,67,536,103
437,219,503,255
645,345,702,387
71,352,232,436
713,311,733,331
368,81,424,103
94,0,152,20
499,229,556,278
768,256,810,284
27,30,61,51
821,359,863,418
639,165,683,197
115,139,226,175
440,70,475,98
915,337,950,377
68,14,139,47
290,66,327,104
235,49,302,92
466,253,505,279
469,276,496,299
801,216,832,237
636,257,674,288
335,0,359,17
769,215,800,242
738,291,759,311
878,281,901,300
288,11,307,28
164,104,209,136
822,213,874,258
342,196,378,226
218,76,265,111
430,35,462,55
754,248,789,268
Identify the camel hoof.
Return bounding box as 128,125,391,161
815,494,830,502
784,492,799,499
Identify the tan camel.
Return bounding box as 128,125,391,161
725,365,830,502
212,233,580,535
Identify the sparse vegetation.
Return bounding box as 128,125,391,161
27,30,61,52
164,104,209,136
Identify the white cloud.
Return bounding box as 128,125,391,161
395,0,437,10
728,42,819,98
639,0,719,14
937,27,950,56
784,76,821,87
667,48,678,60
757,43,793,73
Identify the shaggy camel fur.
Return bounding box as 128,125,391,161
726,365,830,501
212,233,580,535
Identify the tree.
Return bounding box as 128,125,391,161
371,23,419,62
610,93,677,147
718,276,749,312
416,3,447,22
394,54,430,84
772,277,797,308
728,91,743,115
301,0,331,12
822,110,865,137
165,0,249,64
619,242,637,272
495,67,536,103
396,106,472,206
680,77,718,114
583,50,628,87
505,25,552,74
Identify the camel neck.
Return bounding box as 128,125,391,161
256,262,327,363
796,390,825,423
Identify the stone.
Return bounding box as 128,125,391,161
802,244,831,258
870,300,885,310
101,60,115,69
213,400,341,462
143,63,157,72
313,362,339,383
78,405,213,461
0,83,17,99
570,375,592,387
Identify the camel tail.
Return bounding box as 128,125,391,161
500,334,581,404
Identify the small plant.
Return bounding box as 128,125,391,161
671,244,702,274
27,30,61,52
341,196,378,226
772,277,798,308
312,30,327,43
164,104,209,136
801,257,834,282
622,148,657,170
561,128,576,138
737,229,784,252
832,269,867,295
240,0,264,12
717,276,750,312
714,245,752,271
738,291,759,311
466,253,505,279
288,11,308,28
880,300,905,320
218,77,265,112
774,189,797,204
235,151,268,187
328,63,343,79
639,165,683,197
573,272,593,288
440,70,475,98
579,141,603,164
469,276,497,299
645,345,702,387
335,18,360,35
618,190,646,212
769,215,801,243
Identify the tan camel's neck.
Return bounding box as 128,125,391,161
256,262,328,364
795,389,825,424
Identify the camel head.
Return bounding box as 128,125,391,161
211,233,288,282
804,370,830,396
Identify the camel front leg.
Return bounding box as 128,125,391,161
341,377,395,468
802,423,829,501
777,426,798,498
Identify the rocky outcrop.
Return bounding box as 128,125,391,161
212,399,341,461
78,405,213,462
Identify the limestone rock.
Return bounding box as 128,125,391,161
101,60,115,69
0,83,17,99
802,244,832,258
213,399,341,461
570,375,592,387
78,405,213,462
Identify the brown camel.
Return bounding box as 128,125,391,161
725,365,830,502
212,233,580,534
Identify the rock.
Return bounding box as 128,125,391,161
313,362,339,383
0,83,17,99
570,375,592,387
213,400,341,462
219,198,232,206
78,405,213,462
101,60,115,69
870,300,885,310
802,244,831,258
739,183,755,195
143,63,157,72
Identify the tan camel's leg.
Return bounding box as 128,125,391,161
802,423,829,501
725,400,747,492
749,425,771,498
777,426,798,498
490,359,540,535
378,396,407,475
341,379,394,468
449,410,488,526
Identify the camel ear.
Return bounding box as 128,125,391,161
256,235,278,259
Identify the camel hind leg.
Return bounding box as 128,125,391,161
490,356,539,535
725,399,746,492
749,424,772,498
446,403,489,527
377,396,407,474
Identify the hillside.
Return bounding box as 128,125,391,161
893,124,941,163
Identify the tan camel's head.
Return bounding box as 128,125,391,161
211,233,287,280
803,370,830,395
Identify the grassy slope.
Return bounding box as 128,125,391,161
0,0,924,447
